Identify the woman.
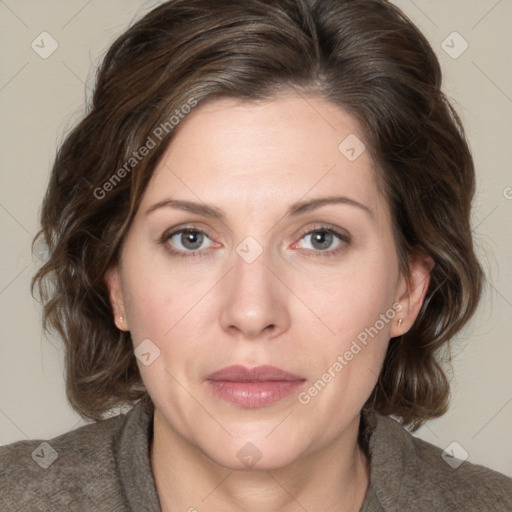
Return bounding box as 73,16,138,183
1,0,511,510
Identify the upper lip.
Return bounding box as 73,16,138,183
205,365,305,382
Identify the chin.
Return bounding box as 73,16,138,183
199,431,307,472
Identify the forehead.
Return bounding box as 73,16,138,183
140,93,388,221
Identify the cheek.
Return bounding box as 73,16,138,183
295,263,396,422
120,254,214,381
296,250,399,346
121,265,200,405
120,239,199,342
292,247,399,406
123,277,171,343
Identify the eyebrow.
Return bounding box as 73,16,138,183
145,195,373,220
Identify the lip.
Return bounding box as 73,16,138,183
205,365,306,408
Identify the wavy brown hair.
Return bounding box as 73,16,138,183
32,0,483,428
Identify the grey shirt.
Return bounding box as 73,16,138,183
1,394,511,511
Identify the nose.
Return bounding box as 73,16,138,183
219,245,290,341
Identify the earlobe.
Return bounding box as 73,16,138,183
104,265,129,331
390,250,435,337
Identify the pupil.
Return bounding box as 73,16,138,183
182,230,203,250
313,231,332,250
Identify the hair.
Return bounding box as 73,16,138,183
32,0,483,429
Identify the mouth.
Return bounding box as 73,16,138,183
205,365,306,408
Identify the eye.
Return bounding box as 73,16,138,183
160,224,350,258
295,225,350,256
161,227,215,257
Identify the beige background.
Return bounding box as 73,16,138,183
0,0,511,477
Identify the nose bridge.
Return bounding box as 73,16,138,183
219,237,289,339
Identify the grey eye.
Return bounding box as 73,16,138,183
169,229,210,251
300,229,343,251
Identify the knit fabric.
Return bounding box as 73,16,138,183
1,395,511,511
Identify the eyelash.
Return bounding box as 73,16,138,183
296,225,351,257
159,224,350,259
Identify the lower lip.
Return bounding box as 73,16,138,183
207,380,305,407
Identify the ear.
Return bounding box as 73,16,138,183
104,265,129,331
389,249,435,338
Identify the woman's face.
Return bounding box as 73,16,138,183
106,93,429,470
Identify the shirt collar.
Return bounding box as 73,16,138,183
114,394,161,511
364,413,419,511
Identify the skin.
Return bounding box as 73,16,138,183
105,92,433,512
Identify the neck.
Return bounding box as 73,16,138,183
150,410,371,512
